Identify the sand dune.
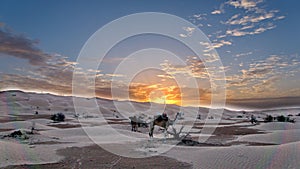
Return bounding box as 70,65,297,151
0,91,300,168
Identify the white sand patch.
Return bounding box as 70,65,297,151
237,122,300,144
27,118,53,126
251,122,300,131
28,98,50,107
165,142,300,169
41,126,149,144
0,121,56,131
77,117,110,126
0,140,64,168
238,129,300,144
84,126,149,143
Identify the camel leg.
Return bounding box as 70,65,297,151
163,128,167,143
149,122,154,138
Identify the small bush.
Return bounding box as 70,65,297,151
264,115,273,122
5,130,29,140
51,112,65,122
277,115,288,122
197,114,201,119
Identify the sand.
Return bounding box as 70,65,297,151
3,144,192,169
1,91,300,169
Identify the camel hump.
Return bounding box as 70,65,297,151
155,115,168,122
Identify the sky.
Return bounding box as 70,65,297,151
0,0,300,110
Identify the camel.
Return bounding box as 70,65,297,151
129,116,148,132
129,116,138,132
149,112,180,138
250,114,258,124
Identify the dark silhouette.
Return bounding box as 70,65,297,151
51,112,65,122
250,114,258,124
264,115,273,122
129,116,148,132
149,112,179,138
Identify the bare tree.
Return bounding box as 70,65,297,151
167,125,185,140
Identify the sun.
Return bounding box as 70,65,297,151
151,96,179,105
149,90,181,105
149,90,166,104
151,96,166,104
165,99,180,105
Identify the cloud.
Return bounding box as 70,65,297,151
222,1,281,37
0,24,87,96
226,0,263,10
190,0,285,46
235,51,253,57
0,73,72,95
200,40,232,52
226,54,300,100
160,56,210,79
179,34,188,38
127,81,213,106
128,83,182,104
157,74,174,80
225,22,276,36
225,11,276,25
179,26,195,38
0,27,51,66
274,16,285,21
191,14,207,21
211,10,222,15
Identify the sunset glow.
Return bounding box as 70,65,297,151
1,0,300,110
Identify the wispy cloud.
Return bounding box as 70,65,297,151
191,14,207,21
201,40,232,52
0,26,51,66
225,11,276,25
274,15,285,21
222,1,282,37
226,54,300,99
179,26,195,38
0,73,72,94
235,51,253,57
0,25,92,96
189,0,285,50
160,56,210,79
226,0,263,10
211,10,222,15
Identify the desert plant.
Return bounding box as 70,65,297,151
264,115,273,122
167,125,185,140
51,112,65,122
277,115,288,122
6,130,29,140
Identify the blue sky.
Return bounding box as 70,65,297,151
1,0,300,110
